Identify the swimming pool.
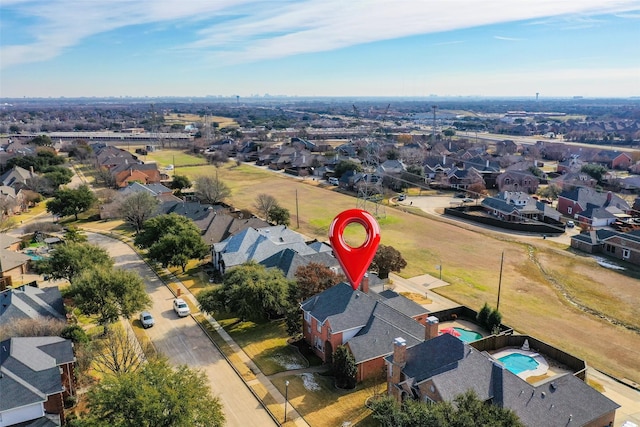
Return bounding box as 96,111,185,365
454,327,482,343
498,353,539,375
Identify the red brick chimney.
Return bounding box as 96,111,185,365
359,273,369,293
425,316,439,340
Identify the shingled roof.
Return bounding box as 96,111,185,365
0,285,65,323
387,334,620,427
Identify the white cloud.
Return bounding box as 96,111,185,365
2,0,640,69
493,36,523,41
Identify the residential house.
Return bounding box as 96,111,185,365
571,229,640,265
112,163,161,188
445,167,484,191
212,225,319,275
557,188,630,222
619,175,640,192
0,337,77,426
0,249,30,282
202,211,270,245
300,282,430,381
0,165,36,190
260,246,339,280
481,192,547,222
549,171,597,190
385,333,619,427
99,182,180,219
0,185,25,215
496,169,540,194
495,139,518,155
0,285,66,323
592,150,632,170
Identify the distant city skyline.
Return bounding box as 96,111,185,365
1,0,639,99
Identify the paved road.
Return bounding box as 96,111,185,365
87,232,277,427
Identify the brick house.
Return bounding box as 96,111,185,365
496,170,540,194
0,337,76,426
385,332,619,427
571,229,640,265
300,281,429,382
557,188,630,222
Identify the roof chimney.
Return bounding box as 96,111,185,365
392,337,407,366
425,316,439,340
359,273,369,294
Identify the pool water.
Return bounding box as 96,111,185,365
454,327,482,343
498,353,539,375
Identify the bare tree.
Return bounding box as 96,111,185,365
0,317,67,341
194,175,231,205
93,326,152,375
117,191,159,233
253,193,278,220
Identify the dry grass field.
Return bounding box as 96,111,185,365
173,161,640,384
163,113,238,128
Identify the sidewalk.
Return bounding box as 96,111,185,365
163,270,311,427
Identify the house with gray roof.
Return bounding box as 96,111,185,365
557,188,630,225
0,248,30,282
300,281,429,381
571,229,640,265
0,285,65,324
0,336,76,426
386,333,619,427
212,225,318,274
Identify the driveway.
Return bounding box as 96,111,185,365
87,232,277,427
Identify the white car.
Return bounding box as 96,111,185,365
173,298,190,317
139,311,155,328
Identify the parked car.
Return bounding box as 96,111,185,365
566,220,575,228
454,193,465,198
173,298,190,317
462,198,474,203
139,311,155,328
397,194,406,201
328,177,339,185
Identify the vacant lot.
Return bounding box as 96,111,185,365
164,113,238,128
173,161,640,383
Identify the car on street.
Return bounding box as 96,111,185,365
566,220,575,228
397,194,406,201
462,197,474,203
139,311,155,328
173,298,190,317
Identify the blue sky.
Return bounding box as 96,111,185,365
1,0,639,98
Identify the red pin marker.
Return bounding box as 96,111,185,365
329,209,381,291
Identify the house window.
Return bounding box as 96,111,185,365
567,207,572,214
623,248,630,259
304,311,310,322
316,321,322,333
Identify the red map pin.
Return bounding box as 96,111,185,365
329,209,381,291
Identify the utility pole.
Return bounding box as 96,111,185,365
295,189,300,229
496,251,504,311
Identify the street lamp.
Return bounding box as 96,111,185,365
284,380,290,423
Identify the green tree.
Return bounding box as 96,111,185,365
78,359,225,427
268,205,290,226
537,184,561,201
581,164,608,184
70,267,150,330
171,174,191,190
64,225,88,242
476,302,491,329
371,244,407,279
35,242,113,282
135,213,208,272
487,309,503,333
443,128,456,139
43,166,73,187
198,262,293,322
370,391,523,427
194,175,231,205
334,159,363,178
254,193,278,220
118,191,159,233
333,345,357,389
46,185,96,220
30,135,53,146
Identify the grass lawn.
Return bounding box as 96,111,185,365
223,319,307,376
117,147,208,169
273,375,378,427
168,161,640,384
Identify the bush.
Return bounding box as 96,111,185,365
487,310,502,333
61,325,89,344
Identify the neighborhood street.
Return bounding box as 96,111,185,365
87,232,277,427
